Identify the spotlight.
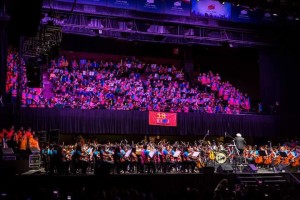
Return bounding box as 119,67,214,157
52,190,60,199
1,193,7,197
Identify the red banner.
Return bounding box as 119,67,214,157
149,111,177,127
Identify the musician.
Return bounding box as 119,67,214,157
49,144,58,175
113,145,122,174
243,145,254,164
129,146,138,173
71,144,87,174
234,133,246,155
61,148,71,175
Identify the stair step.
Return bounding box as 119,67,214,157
264,180,286,183
241,180,286,183
239,176,284,179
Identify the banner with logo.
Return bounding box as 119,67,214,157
136,0,164,13
107,0,136,9
149,111,177,127
231,6,263,23
191,0,231,20
164,0,191,16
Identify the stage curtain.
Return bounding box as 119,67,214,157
18,108,281,137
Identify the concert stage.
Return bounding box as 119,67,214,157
0,164,298,200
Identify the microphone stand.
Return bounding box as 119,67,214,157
226,132,240,173
230,139,240,174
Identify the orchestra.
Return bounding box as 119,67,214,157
38,136,300,175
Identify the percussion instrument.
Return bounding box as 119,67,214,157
215,152,227,163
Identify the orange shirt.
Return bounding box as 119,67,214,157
25,131,32,137
29,137,40,150
19,136,28,150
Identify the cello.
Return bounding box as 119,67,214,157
254,147,264,165
291,155,300,167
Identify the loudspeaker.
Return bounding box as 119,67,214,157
1,148,14,155
30,147,40,154
242,164,258,173
38,131,48,143
26,58,42,88
49,129,60,144
2,156,16,160
276,164,288,171
217,164,233,173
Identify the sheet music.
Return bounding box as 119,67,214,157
192,151,200,157
125,149,132,158
149,150,155,158
173,150,181,158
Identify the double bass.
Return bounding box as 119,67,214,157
264,147,274,165
254,147,265,165
291,155,300,167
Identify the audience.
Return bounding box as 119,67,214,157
14,55,251,114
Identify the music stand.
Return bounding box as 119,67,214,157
258,150,267,157
279,152,287,157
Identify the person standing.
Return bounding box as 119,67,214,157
234,133,246,155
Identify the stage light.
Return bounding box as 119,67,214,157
1,193,7,197
295,17,299,21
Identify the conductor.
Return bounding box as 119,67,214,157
234,133,246,155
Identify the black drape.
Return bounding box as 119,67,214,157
0,19,7,103
19,108,280,137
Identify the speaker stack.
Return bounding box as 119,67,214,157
217,164,234,173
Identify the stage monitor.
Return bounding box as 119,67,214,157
1,148,14,155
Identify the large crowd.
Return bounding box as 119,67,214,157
8,53,251,114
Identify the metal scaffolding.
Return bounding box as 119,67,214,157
21,25,62,57
41,1,275,47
